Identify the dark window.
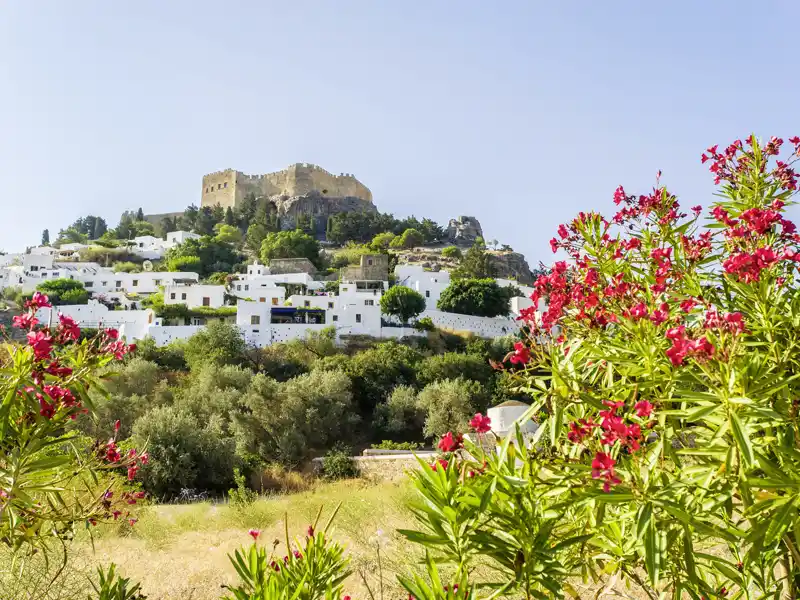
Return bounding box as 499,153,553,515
365,299,374,306
356,314,362,323
181,293,187,300
224,182,228,188
250,315,260,325
328,302,334,309
116,280,122,287
368,258,373,265
202,297,210,307
332,315,338,322
85,281,93,288
426,290,430,298
304,300,311,307
132,280,138,287
170,293,176,300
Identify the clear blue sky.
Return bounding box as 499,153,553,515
1,1,798,265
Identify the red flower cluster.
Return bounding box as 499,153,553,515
598,400,642,452
567,418,596,443
665,326,714,366
430,458,449,472
437,431,463,453
722,248,781,283
703,310,746,335
469,413,491,433
591,452,621,492
681,231,712,262
509,341,530,365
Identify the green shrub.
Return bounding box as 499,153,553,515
33,278,89,306
166,255,202,273
132,406,237,497
321,446,358,480
415,352,494,388
441,245,462,259
183,321,247,370
437,277,511,317
371,440,422,451
89,564,147,600
112,261,141,273
228,467,258,508
415,378,484,438
413,316,435,331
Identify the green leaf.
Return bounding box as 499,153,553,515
729,411,754,467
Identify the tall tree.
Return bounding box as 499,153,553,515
224,206,235,226
41,229,50,246
135,207,145,222
115,212,135,240
451,239,495,279
93,217,108,239
211,203,225,224
235,193,258,230
180,204,199,232
196,206,217,235
380,286,426,324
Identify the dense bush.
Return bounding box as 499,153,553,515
321,445,358,480
437,278,512,317
415,378,484,438
34,278,90,305
415,352,494,388
183,321,248,370
405,134,800,598
237,370,360,466
344,341,423,414
260,230,322,269
441,245,462,259
132,405,237,497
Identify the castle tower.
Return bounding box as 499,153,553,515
200,164,372,209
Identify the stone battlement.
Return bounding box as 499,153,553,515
201,163,372,210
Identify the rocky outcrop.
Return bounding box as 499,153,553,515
489,251,534,284
272,191,377,235
446,216,483,246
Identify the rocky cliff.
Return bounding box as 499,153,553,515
488,251,534,284
446,216,484,246
271,191,377,234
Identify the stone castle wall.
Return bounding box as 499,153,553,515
201,163,373,209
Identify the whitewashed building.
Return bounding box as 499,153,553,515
394,265,451,307
35,300,156,342
163,283,227,309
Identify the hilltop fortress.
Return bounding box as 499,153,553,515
201,163,373,209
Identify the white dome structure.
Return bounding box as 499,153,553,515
487,401,538,438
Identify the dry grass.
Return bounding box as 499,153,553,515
0,479,420,600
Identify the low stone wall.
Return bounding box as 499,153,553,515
311,452,436,482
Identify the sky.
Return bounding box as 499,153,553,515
1,1,799,265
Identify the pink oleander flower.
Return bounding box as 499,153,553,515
248,528,261,541
469,413,491,433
